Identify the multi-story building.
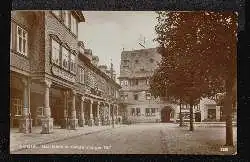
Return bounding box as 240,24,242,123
118,48,225,124
118,48,177,123
10,10,121,134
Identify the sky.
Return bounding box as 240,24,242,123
78,11,159,79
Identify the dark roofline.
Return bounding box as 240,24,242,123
78,52,121,89
73,11,85,22
122,47,159,53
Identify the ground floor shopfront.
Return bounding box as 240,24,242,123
10,71,121,134
125,103,177,123
123,101,234,124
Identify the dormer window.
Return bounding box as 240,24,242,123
150,58,154,63
80,46,84,54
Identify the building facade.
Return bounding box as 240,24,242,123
10,10,121,134
118,48,225,124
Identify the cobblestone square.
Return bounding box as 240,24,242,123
12,123,237,154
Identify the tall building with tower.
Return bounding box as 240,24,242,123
118,48,178,123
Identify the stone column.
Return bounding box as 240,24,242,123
41,79,53,134
79,96,85,127
19,78,32,133
89,100,94,126
108,103,112,125
115,105,119,124
61,91,68,129
216,106,220,121
111,104,115,125
200,105,205,122
96,102,102,126
68,90,78,129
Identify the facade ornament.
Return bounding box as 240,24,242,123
44,79,52,88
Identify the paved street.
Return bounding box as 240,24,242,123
12,123,237,155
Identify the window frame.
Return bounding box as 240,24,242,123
51,39,61,66
146,93,151,100
145,108,150,116
134,94,138,100
124,94,128,100
136,108,141,116
62,46,70,70
151,108,156,116
131,108,135,116
69,53,76,73
16,25,28,56
12,98,23,117
79,66,85,84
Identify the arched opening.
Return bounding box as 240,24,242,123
161,106,174,123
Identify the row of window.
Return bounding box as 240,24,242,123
80,69,117,97
122,58,154,64
120,92,151,100
180,104,200,111
131,108,158,116
51,10,78,36
120,79,149,86
11,11,78,57
51,39,77,73
10,25,28,56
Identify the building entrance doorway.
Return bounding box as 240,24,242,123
195,112,201,122
161,107,173,122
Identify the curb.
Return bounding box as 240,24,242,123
10,125,126,153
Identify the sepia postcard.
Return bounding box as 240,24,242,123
10,10,237,155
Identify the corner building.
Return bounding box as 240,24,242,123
10,10,121,134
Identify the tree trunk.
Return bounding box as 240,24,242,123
189,103,194,131
225,112,233,146
225,90,234,146
179,101,183,127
